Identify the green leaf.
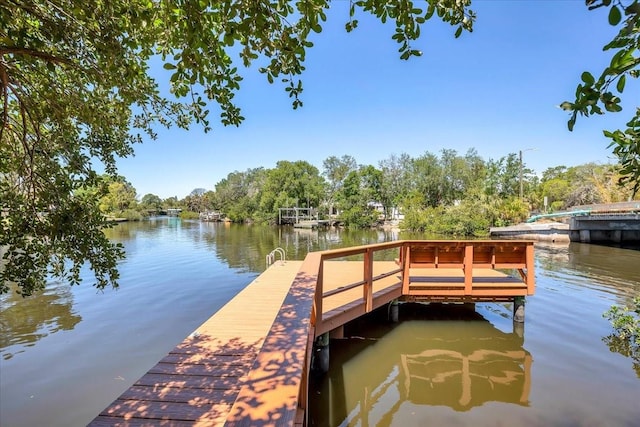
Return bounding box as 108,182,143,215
617,75,626,93
163,62,177,70
559,101,574,111
608,5,621,26
568,114,576,131
581,71,595,85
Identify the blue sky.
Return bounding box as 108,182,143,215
116,1,630,199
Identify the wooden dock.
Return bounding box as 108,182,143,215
91,240,535,426
90,261,303,426
292,220,330,229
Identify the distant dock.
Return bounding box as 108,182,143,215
293,219,330,229
490,222,569,242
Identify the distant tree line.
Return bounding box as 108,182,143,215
99,149,637,236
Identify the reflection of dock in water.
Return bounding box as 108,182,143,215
400,346,531,410
315,310,531,425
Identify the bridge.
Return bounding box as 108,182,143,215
90,240,534,426
569,211,640,243
522,201,640,244
566,201,640,243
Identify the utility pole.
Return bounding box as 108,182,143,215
519,150,523,199
519,148,536,199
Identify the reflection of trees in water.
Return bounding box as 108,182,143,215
533,242,640,378
536,242,640,300
311,304,532,425
566,243,640,293
202,223,285,272
0,281,81,360
199,224,403,273
534,242,570,272
104,220,451,275
533,242,588,281
603,334,640,378
103,217,190,241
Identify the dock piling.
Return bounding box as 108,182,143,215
513,296,525,323
313,333,330,374
389,299,399,322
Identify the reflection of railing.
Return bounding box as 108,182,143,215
228,239,535,425
400,348,532,410
334,328,532,426
266,247,286,267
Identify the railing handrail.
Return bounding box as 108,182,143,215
266,247,286,267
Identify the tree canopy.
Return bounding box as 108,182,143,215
0,0,474,296
1,0,638,296
562,0,640,194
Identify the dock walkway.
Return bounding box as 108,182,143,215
90,261,303,426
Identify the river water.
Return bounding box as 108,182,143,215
1,218,639,426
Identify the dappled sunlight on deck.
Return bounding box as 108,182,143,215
90,261,302,426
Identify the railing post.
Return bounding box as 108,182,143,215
402,244,411,295
364,248,373,312
464,243,473,294
298,324,315,425
312,258,324,330
525,243,535,294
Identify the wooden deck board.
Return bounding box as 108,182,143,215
100,399,231,423
118,385,237,403
131,373,246,389
89,416,198,427
159,353,255,365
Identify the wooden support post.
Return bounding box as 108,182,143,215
364,248,373,312
389,299,399,322
402,245,411,294
491,246,496,268
313,333,330,374
525,243,535,295
329,325,344,339
464,244,473,294
297,324,315,426
513,296,525,323
313,259,324,329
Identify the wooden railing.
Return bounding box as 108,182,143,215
227,239,535,426
312,241,404,332
400,240,535,298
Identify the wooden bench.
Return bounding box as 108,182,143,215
398,240,535,301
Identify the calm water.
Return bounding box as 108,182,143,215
1,218,639,426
